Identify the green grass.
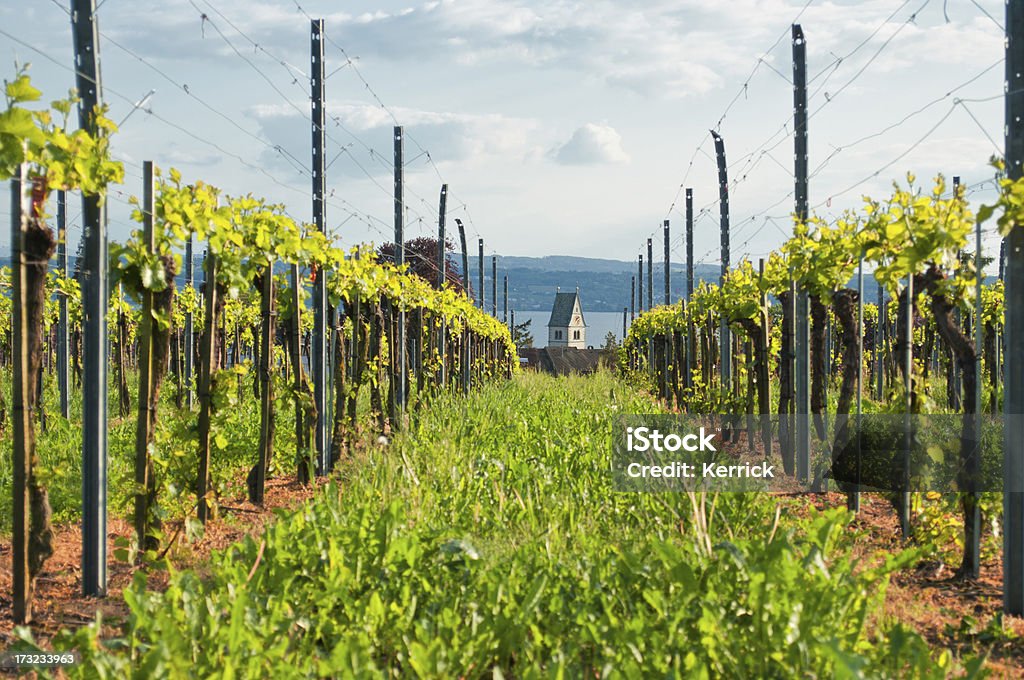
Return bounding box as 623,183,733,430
11,370,981,677
0,362,379,534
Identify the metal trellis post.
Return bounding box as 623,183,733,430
57,190,69,419
647,238,654,310
438,184,447,383
12,167,31,622
478,239,484,310
686,188,694,390
393,125,406,414
663,220,670,305
711,130,731,393
312,19,330,463
630,275,635,321
793,23,811,484
1005,0,1024,614
638,255,644,313
72,0,108,597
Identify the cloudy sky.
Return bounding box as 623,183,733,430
0,0,1009,266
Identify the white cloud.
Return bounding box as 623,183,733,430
161,147,223,167
248,101,541,176
552,124,629,165
90,0,1004,102
1,0,1008,260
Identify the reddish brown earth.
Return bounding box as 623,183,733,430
0,476,320,652
3,483,1024,676
796,492,1024,678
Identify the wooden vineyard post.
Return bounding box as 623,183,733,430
185,234,194,409
117,283,130,418
12,166,32,623
824,311,832,439
899,274,914,538
462,323,470,395
757,258,771,456
346,297,363,431
673,327,684,405
197,252,220,524
329,312,337,446
638,255,643,314
647,238,654,311
133,161,157,555
36,302,46,436
778,282,796,475
328,304,349,465
56,190,69,419
414,308,425,396
851,257,863,513
685,188,694,391
290,264,305,480
220,299,228,373
386,301,398,428
745,340,755,450
876,285,885,401
368,301,387,432
969,204,983,576
254,264,275,505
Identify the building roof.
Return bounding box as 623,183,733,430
546,291,587,327
518,347,602,375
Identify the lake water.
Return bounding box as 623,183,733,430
514,310,631,348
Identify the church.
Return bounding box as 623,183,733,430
547,289,587,349
518,289,602,375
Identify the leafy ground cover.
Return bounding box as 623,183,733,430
2,370,999,677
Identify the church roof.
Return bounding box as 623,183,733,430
518,347,602,375
547,291,586,327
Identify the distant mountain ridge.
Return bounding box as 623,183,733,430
470,255,722,313
24,253,995,315
496,255,648,275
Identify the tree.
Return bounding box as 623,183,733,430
599,331,618,369
378,237,465,293
513,319,533,348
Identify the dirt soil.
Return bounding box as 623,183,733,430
796,491,1024,678
0,476,320,652
3,481,1024,676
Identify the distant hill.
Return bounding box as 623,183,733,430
23,253,996,315
468,255,998,314
468,255,721,312
497,255,648,275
